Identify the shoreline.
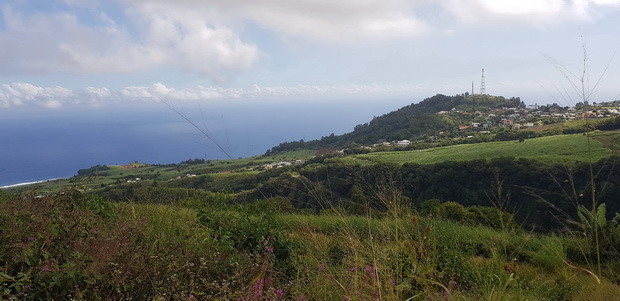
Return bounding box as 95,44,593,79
0,178,66,189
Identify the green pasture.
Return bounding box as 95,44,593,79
355,133,613,165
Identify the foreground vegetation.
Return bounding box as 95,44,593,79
2,189,620,300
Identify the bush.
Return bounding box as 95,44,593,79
437,201,472,223
197,205,296,263
420,198,442,216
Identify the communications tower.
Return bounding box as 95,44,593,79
480,68,486,95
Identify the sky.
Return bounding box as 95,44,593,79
1,0,620,110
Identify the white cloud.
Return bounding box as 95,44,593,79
0,3,259,81
120,0,431,43
0,82,426,109
0,83,73,109
442,0,620,23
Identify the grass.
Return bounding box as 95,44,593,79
592,129,620,156
355,134,612,165
2,190,619,300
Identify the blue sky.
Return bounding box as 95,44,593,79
1,0,620,109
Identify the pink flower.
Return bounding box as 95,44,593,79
318,262,326,271
41,267,50,272
266,246,274,254
254,278,264,296
276,289,284,298
344,295,351,301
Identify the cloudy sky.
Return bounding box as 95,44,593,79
1,0,620,109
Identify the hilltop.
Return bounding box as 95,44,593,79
268,93,620,155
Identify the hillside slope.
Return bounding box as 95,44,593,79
268,94,522,153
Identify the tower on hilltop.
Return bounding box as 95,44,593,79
480,68,486,95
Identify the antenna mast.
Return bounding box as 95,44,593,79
480,68,486,95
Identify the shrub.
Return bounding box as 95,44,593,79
419,198,442,216
437,201,472,223
197,205,296,264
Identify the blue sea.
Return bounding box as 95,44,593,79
0,97,414,187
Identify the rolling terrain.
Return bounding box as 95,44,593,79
2,94,620,300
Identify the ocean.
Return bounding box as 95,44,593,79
0,97,414,187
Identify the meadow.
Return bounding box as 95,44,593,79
354,133,613,165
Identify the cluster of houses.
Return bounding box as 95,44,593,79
372,140,411,147
357,102,620,150
262,160,305,170
442,103,620,133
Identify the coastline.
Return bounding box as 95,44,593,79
0,178,65,189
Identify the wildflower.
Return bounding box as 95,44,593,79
41,266,50,272
344,295,351,301
276,289,284,298
266,246,274,254
349,266,357,272
411,216,418,225
424,226,431,234
318,262,326,271
254,278,264,297
189,294,197,300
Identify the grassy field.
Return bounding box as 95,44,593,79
355,133,613,165
2,190,619,300
592,129,620,156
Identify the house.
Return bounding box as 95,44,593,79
458,125,470,130
501,119,513,126
396,140,411,146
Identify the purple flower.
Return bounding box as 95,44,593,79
41,267,50,272
349,266,357,272
344,295,351,301
318,262,326,271
189,294,197,300
276,289,284,298
254,278,264,296
266,246,274,254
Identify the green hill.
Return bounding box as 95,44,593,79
268,94,523,153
